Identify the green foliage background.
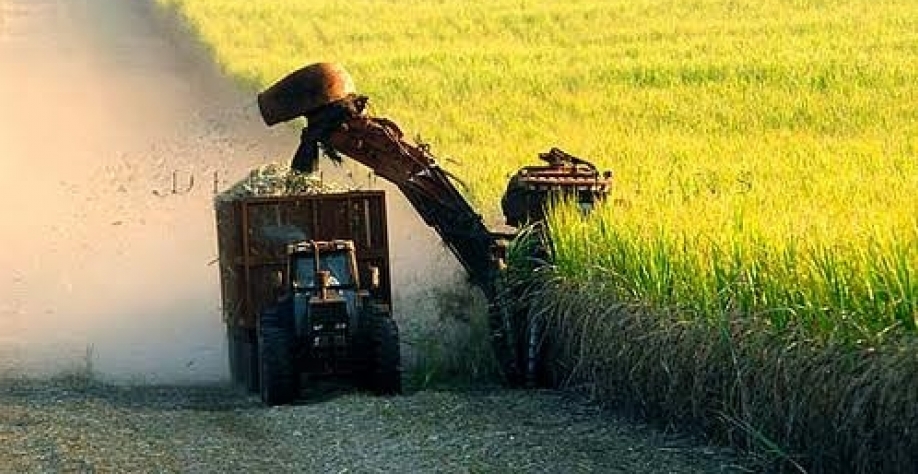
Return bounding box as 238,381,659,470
158,0,918,342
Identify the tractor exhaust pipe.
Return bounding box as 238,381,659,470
315,270,331,300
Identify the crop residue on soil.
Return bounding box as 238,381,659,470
0,0,467,383
0,378,749,473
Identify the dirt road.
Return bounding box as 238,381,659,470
0,1,752,472
0,378,749,473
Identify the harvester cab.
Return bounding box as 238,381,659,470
501,147,613,227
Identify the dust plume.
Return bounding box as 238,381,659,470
0,0,480,384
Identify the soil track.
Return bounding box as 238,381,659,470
0,379,749,473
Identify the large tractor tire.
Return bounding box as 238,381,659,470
257,299,299,406
358,312,402,396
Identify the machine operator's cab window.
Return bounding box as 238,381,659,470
291,249,359,321
292,251,355,291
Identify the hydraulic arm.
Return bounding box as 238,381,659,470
322,106,500,298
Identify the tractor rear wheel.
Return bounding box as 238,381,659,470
257,299,299,406
360,312,401,395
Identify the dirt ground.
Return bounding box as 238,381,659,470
0,1,755,472
0,377,752,474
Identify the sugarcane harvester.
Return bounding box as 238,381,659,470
255,63,611,392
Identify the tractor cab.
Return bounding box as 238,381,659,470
287,240,372,369
289,240,363,310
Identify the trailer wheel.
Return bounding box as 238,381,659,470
367,313,402,396
227,326,260,393
257,299,299,406
227,326,240,385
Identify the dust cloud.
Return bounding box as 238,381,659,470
0,0,474,384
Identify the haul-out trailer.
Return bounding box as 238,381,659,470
215,63,611,405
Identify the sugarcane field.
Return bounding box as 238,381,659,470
1,0,916,473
